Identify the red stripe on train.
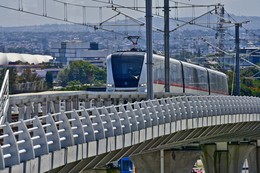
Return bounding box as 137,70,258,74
153,80,227,95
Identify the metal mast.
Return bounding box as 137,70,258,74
164,0,170,92
146,0,153,99
235,23,240,96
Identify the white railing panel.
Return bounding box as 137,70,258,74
0,95,259,171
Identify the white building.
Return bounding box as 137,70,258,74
0,53,53,65
51,41,108,68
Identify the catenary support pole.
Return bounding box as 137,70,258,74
164,0,170,92
235,23,240,96
146,0,154,99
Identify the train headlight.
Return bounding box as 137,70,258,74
107,83,113,87
139,83,147,87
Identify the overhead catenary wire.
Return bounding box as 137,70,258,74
1,0,255,54
0,4,118,33
93,0,225,33
0,0,153,47
0,0,167,47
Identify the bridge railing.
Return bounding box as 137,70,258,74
0,70,9,125
0,95,260,170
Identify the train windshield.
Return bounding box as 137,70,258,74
111,53,144,87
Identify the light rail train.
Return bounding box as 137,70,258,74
106,50,228,95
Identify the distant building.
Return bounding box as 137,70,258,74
51,41,108,68
240,47,260,65
0,53,53,66
218,47,260,69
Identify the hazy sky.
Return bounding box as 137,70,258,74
196,0,260,16
0,0,259,27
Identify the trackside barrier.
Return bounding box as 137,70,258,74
0,95,259,170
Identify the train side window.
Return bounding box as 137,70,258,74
209,72,217,93
183,65,194,88
218,75,227,94
197,69,208,90
170,62,182,86
184,65,209,92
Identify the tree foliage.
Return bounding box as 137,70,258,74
57,61,106,87
227,67,260,97
0,67,44,94
45,71,53,89
17,68,41,83
0,68,19,94
9,68,19,94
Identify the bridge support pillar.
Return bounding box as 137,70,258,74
202,142,255,173
25,103,32,119
18,104,25,120
130,149,201,173
33,102,39,116
66,98,73,112
248,140,260,173
53,100,60,113
72,96,79,110
41,102,47,116
85,99,92,109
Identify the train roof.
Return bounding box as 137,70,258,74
112,51,146,56
207,68,228,77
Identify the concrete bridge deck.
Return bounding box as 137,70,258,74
0,95,260,173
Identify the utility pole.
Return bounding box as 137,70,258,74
235,23,241,96
164,0,170,92
146,0,153,99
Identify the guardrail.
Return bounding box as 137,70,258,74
0,70,9,125
0,95,260,170
8,91,181,121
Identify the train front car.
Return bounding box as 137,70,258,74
106,51,229,95
106,51,146,92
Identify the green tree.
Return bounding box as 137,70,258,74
45,71,53,89
56,68,69,87
17,68,41,83
241,83,253,96
227,67,260,96
0,67,20,94
93,67,106,85
9,68,19,94
0,68,20,94
57,61,106,87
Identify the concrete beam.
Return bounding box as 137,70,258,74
202,143,255,173
248,140,260,173
130,150,201,173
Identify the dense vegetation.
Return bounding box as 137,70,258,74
0,67,45,94
227,67,260,96
56,60,106,90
